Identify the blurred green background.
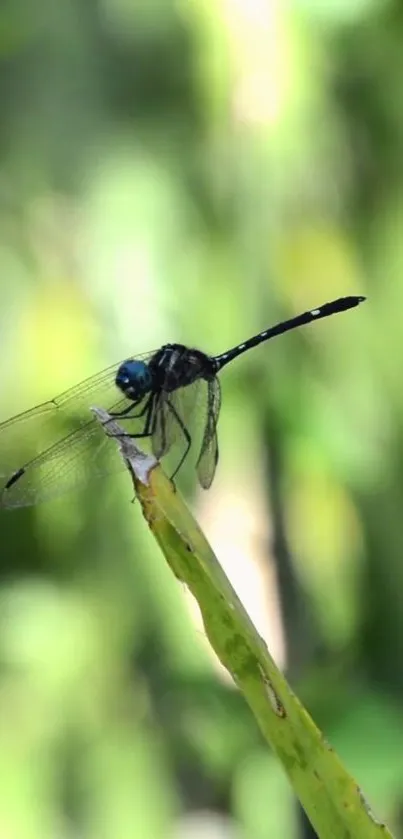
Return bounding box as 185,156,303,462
0,0,402,837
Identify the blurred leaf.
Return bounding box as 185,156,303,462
292,0,387,26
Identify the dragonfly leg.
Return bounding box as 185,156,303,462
130,398,157,438
165,398,192,480
108,396,151,420
112,394,157,440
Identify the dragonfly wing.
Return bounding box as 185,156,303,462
0,395,156,508
0,352,157,506
151,394,170,459
0,418,122,507
151,380,202,462
196,377,221,489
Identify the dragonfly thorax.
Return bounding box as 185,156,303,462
149,344,216,393
115,359,153,401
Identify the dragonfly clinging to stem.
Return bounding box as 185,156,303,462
0,295,365,508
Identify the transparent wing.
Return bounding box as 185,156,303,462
151,378,221,486
196,377,221,489
152,379,203,461
151,394,171,460
0,350,156,508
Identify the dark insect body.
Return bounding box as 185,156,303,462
0,295,365,508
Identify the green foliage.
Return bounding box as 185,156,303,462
0,0,403,836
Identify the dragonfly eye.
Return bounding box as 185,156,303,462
116,360,152,398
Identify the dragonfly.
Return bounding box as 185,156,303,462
0,295,365,508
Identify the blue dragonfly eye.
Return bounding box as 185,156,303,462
115,360,152,399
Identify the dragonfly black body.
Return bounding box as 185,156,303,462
0,295,365,508
116,345,217,399
112,344,220,490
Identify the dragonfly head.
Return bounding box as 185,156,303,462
116,359,153,401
